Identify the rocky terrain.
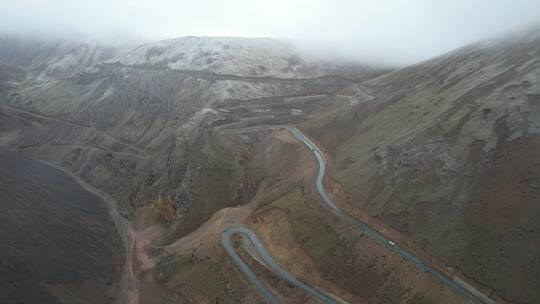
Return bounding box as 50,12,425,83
0,34,380,303
111,36,372,79
1,27,539,304
302,28,540,303
0,34,373,219
0,35,133,81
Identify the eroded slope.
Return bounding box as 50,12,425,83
302,29,540,303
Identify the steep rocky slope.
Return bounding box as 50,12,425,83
112,36,373,79
146,128,463,304
302,28,540,303
0,34,381,303
9,28,538,303
1,61,358,218
0,35,131,81
0,62,26,83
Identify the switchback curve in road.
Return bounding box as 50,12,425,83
221,226,345,304
220,125,493,304
288,127,494,304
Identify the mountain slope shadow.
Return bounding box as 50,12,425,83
0,149,124,304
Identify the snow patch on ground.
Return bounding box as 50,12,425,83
111,36,328,78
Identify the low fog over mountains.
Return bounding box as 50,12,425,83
1,2,540,304
2,0,540,64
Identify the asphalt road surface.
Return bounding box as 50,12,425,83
288,127,493,304
220,126,493,304
221,226,344,304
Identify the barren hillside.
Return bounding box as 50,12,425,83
2,27,539,304
0,34,380,303
302,28,540,304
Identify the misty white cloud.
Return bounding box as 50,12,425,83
1,0,540,64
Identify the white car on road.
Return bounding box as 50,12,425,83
388,240,396,246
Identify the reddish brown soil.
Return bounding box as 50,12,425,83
148,128,498,303
249,207,367,303
244,130,465,302
127,203,168,304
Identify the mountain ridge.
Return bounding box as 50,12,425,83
302,26,540,303
1,27,539,303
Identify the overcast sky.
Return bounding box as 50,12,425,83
1,0,540,65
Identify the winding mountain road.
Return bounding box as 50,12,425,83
221,226,344,304
288,127,493,304
221,126,494,304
